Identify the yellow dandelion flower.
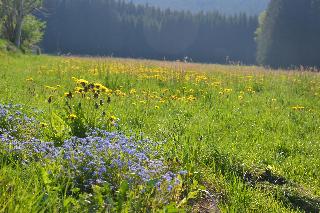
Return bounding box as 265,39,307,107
224,88,233,93
26,77,33,82
94,83,103,88
171,95,178,100
64,92,73,98
68,114,77,120
77,79,89,86
115,90,126,97
187,95,196,102
129,89,137,95
45,86,56,91
40,122,48,128
211,82,221,87
155,105,160,110
291,106,305,111
100,85,110,93
195,75,208,83
110,115,117,121
71,77,78,82
75,87,83,92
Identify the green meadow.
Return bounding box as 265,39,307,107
0,52,319,212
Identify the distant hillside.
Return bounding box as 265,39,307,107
127,0,270,15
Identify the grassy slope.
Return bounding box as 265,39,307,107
0,53,319,212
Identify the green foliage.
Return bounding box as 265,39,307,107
256,0,320,68
0,21,3,38
45,79,116,142
21,15,46,51
0,38,20,53
0,0,44,49
0,163,62,212
0,39,7,51
255,11,267,64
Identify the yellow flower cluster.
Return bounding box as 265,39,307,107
291,106,305,111
42,59,285,114
70,77,113,97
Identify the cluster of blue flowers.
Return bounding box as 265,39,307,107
0,104,40,141
0,104,184,192
60,129,171,189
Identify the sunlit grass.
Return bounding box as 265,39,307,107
0,53,319,211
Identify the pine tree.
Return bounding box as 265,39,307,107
256,0,320,68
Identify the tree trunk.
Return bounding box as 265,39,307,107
14,0,24,48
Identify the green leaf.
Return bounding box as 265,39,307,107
187,190,199,200
63,197,78,207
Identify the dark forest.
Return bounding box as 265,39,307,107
42,0,258,64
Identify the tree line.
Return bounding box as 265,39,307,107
126,0,269,15
41,0,258,64
1,0,320,68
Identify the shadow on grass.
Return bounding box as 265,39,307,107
206,148,320,212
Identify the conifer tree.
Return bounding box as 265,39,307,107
256,0,320,68
41,0,258,64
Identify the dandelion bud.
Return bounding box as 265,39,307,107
100,99,104,106
65,91,73,99
89,83,95,89
84,86,89,93
48,96,53,104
